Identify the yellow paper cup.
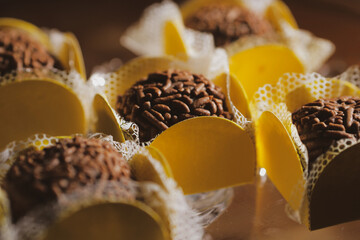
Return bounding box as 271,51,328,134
0,62,141,150
0,134,204,240
90,55,256,196
120,0,334,123
0,70,89,151
252,67,360,229
0,18,86,79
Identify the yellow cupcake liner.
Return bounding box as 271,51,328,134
90,55,256,195
337,65,360,88
0,70,89,150
0,65,143,150
251,67,360,229
0,18,86,79
121,1,214,61
0,134,204,240
0,20,91,147
120,0,334,110
90,52,250,126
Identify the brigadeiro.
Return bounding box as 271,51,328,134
292,96,360,170
0,27,63,76
184,4,274,47
2,136,132,222
117,69,232,142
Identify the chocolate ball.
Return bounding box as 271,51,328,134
184,4,274,47
2,136,131,222
117,69,232,142
0,27,63,76
292,97,360,170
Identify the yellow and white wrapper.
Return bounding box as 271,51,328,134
0,63,140,151
89,51,256,196
0,18,86,79
120,0,335,124
0,69,90,151
0,19,120,150
251,66,360,230
0,134,204,240
121,0,334,71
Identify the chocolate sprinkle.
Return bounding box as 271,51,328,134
292,97,360,170
117,69,232,142
2,136,131,222
185,4,274,47
0,28,63,76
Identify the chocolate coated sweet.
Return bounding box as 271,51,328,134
292,97,360,169
185,4,274,47
2,136,131,222
117,69,232,142
0,28,63,76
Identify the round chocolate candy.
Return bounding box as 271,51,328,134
2,136,131,222
117,69,232,142
292,97,360,169
184,4,274,47
0,27,63,76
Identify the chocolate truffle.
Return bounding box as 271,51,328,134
117,69,232,142
0,28,63,76
2,136,131,222
292,97,360,170
185,4,274,47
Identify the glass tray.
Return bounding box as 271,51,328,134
187,188,234,227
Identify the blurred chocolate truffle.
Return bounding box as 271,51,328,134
185,4,274,47
117,69,232,142
292,97,360,170
0,27,63,76
2,136,131,222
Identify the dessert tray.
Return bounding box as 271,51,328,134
0,0,359,239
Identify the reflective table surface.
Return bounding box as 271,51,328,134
206,174,360,240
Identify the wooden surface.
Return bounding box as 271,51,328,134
1,1,360,239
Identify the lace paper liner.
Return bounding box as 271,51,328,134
252,69,360,166
120,1,214,61
337,65,360,88
120,0,334,72
251,72,316,169
0,134,204,240
0,68,93,131
90,50,250,133
90,55,246,227
277,21,335,72
0,67,138,143
250,69,360,222
88,59,140,142
13,180,138,240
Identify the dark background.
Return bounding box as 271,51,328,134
1,0,359,76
